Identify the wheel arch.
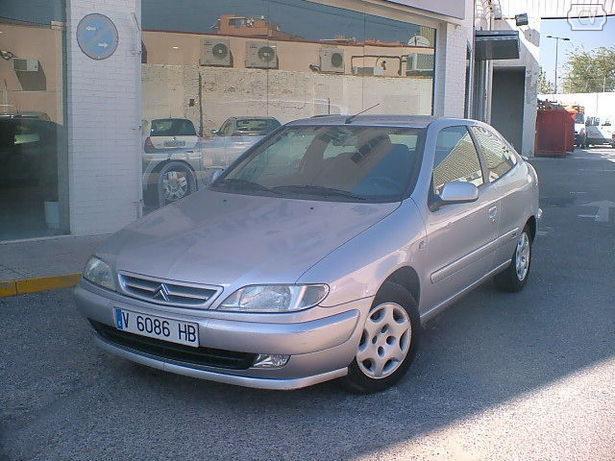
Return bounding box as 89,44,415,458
526,215,537,241
379,266,420,307
152,158,197,175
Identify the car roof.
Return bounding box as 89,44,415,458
230,116,278,121
287,114,438,128
287,115,484,130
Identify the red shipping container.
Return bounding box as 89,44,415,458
535,108,575,156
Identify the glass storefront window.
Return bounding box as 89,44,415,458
0,4,68,240
141,0,436,210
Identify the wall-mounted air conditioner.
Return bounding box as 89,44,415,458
407,53,434,72
351,66,386,76
246,41,278,69
200,39,232,67
319,48,344,73
13,59,40,72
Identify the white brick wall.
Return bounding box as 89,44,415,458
66,0,142,235
434,22,469,118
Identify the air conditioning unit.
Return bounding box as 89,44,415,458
200,39,232,67
13,59,40,72
246,41,278,69
351,66,385,77
320,48,344,73
407,53,434,72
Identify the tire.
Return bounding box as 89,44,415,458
156,161,197,207
342,282,420,394
494,226,532,292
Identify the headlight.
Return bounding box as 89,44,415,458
218,284,329,312
82,257,116,291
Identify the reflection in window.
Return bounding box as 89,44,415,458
470,126,517,182
0,16,66,240
219,125,423,201
141,0,437,209
433,126,484,194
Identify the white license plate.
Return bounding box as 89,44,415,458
113,308,199,347
164,140,185,147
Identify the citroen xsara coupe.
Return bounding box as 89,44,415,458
75,115,540,393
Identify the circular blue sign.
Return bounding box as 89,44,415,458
76,13,119,60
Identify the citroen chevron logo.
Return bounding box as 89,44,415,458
153,284,171,302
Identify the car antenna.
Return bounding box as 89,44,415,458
345,103,380,125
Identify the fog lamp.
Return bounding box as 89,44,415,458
253,354,290,369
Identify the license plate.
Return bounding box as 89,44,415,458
113,308,199,347
164,140,185,147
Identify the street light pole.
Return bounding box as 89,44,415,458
546,35,570,94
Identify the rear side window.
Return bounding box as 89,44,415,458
470,126,517,182
432,126,484,195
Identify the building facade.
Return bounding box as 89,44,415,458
1,0,538,241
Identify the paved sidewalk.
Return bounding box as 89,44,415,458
0,235,108,296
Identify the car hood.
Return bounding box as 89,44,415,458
97,190,400,289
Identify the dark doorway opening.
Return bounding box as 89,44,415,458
491,68,525,153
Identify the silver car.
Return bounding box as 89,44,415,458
142,118,203,207
75,115,540,393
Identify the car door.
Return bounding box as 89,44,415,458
470,125,522,267
421,125,501,311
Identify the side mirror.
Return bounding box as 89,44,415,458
432,181,479,210
211,168,224,182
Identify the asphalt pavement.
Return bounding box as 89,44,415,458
1,148,614,461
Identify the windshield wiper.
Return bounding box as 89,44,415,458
273,185,366,201
215,178,280,194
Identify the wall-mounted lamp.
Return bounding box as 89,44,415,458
514,13,529,26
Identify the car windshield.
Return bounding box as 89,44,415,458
211,125,424,202
231,119,280,136
150,119,196,136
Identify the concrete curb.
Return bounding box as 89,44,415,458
0,274,81,297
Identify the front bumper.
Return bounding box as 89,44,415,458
74,282,371,390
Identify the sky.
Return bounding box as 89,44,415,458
540,17,615,91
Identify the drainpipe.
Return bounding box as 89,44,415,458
484,11,494,124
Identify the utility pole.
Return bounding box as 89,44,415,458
546,35,570,94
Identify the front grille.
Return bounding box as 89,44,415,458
91,321,257,370
118,273,220,308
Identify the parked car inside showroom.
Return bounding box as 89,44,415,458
75,115,540,393
142,117,204,207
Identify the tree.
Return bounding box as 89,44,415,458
538,68,554,94
562,46,615,93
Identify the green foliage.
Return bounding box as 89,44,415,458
563,46,615,93
538,68,554,94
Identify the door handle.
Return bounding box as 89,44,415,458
488,206,498,223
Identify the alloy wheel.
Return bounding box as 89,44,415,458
162,170,188,202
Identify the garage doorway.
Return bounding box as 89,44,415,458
491,68,525,153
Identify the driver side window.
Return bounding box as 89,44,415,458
432,126,484,195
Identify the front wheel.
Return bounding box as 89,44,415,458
494,227,532,292
342,282,419,393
